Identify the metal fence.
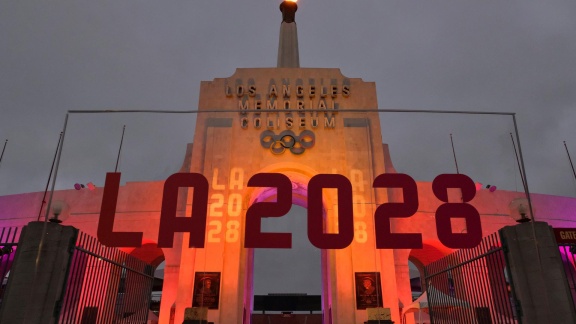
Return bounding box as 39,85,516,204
58,231,155,324
558,244,576,310
0,227,20,309
424,232,520,324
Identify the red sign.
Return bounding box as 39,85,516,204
554,228,576,244
97,172,482,250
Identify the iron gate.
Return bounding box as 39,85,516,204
424,232,520,324
58,231,155,323
0,227,20,309
558,244,576,310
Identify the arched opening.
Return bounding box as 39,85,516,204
244,166,332,323
253,204,322,295
408,258,424,301
403,243,451,324
126,242,165,323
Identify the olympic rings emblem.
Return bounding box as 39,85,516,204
260,130,316,155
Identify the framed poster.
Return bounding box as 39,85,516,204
192,272,221,309
355,272,383,309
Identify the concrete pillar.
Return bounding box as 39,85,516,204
0,221,78,324
277,1,300,68
500,221,576,324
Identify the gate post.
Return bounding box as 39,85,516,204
0,221,77,324
500,221,576,323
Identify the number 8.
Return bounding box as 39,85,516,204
432,174,482,248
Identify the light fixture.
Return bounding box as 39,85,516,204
475,182,483,191
49,200,67,223
508,198,532,223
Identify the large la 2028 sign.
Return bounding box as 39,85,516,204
97,172,482,250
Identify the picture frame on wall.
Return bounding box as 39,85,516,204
192,272,221,309
355,272,383,310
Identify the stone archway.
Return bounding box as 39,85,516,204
241,165,334,323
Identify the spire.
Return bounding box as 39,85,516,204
277,0,300,68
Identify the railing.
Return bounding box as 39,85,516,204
424,232,520,324
558,244,576,310
0,227,20,309
58,231,155,324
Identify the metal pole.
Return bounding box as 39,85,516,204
564,141,576,184
66,108,516,116
512,114,535,221
0,139,7,166
510,133,528,195
450,133,460,174
44,113,69,222
37,132,63,221
115,125,126,173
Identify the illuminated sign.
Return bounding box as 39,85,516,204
554,228,576,244
232,78,347,130
97,172,482,250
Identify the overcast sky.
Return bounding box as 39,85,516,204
1,0,576,294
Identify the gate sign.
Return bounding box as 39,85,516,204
554,228,576,244
97,171,483,250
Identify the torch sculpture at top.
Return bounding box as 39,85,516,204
277,0,300,68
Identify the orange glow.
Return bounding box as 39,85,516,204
286,0,298,2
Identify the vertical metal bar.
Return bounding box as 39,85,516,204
73,236,88,324
93,241,107,324
450,133,460,174
512,114,535,222
424,266,434,324
37,132,63,221
44,114,69,222
481,237,499,322
0,228,11,305
448,254,457,324
60,233,75,323
510,133,528,195
484,238,503,323
119,256,129,324
568,246,576,305
52,227,77,322
499,230,522,324
138,262,148,323
561,245,576,310
68,238,85,323
63,234,84,324
102,245,117,324
74,233,89,323
564,141,576,185
97,242,108,323
0,139,8,166
78,235,96,323
115,125,126,173
117,253,128,323
490,237,508,323
461,249,476,324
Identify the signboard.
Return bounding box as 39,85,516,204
192,272,221,309
97,172,483,249
355,272,383,309
554,228,576,244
